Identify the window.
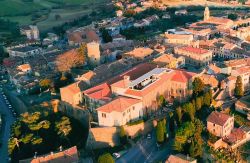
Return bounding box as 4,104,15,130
102,113,106,118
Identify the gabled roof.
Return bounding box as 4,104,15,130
167,154,196,163
83,83,112,102
177,46,209,55
61,81,86,95
97,96,141,113
126,47,154,58
207,111,232,126
169,70,196,83
20,146,78,163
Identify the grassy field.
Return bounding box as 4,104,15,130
0,0,110,32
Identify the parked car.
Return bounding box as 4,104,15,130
112,153,121,159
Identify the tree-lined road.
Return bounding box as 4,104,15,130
0,93,15,163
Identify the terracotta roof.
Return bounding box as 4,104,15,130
17,64,31,71
20,146,78,163
68,31,83,43
165,34,193,40
199,74,218,88
178,46,209,54
107,63,157,85
124,69,196,97
153,54,176,64
236,95,250,108
206,17,233,25
81,71,96,80
111,79,127,89
166,154,196,163
170,70,196,83
126,47,154,58
124,72,171,97
83,83,112,102
61,81,86,95
85,30,99,42
97,96,141,113
208,64,220,74
234,66,250,75
207,111,232,126
223,128,245,144
225,58,250,67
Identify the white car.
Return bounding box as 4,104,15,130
112,153,121,159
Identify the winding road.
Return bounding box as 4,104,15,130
0,93,15,163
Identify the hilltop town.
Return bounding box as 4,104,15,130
0,0,250,162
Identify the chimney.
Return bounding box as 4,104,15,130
123,75,130,87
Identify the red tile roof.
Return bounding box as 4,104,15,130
124,69,196,97
83,83,112,102
179,46,209,54
207,111,232,126
20,146,79,163
97,96,141,113
107,63,157,85
169,70,195,83
223,128,245,144
61,81,85,95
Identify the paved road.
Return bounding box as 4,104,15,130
116,133,172,163
0,93,15,163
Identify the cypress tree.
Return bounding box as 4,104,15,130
235,76,244,98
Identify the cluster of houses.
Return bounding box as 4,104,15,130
2,1,250,161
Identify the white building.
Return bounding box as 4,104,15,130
207,111,234,138
7,46,42,58
20,25,40,40
97,97,143,127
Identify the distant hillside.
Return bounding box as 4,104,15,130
0,0,94,17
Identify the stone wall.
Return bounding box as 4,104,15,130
59,101,90,128
86,120,154,150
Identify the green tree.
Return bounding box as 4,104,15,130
55,116,72,137
235,76,244,98
169,112,175,132
100,28,112,43
192,77,204,97
21,133,34,144
12,122,21,137
228,13,238,20
183,102,195,122
156,121,164,143
203,91,211,107
31,136,43,145
173,122,195,152
238,0,246,4
98,153,115,163
8,137,20,154
77,43,87,64
39,79,52,88
157,95,166,107
119,126,127,145
195,97,202,111
176,106,182,124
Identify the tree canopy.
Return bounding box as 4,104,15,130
235,76,244,98
8,109,87,161
192,77,204,97
98,153,115,163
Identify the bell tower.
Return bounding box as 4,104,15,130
204,5,210,21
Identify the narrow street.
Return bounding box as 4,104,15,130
116,133,172,163
0,93,15,163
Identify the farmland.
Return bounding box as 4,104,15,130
0,0,111,32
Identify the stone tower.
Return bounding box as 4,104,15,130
204,5,210,21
